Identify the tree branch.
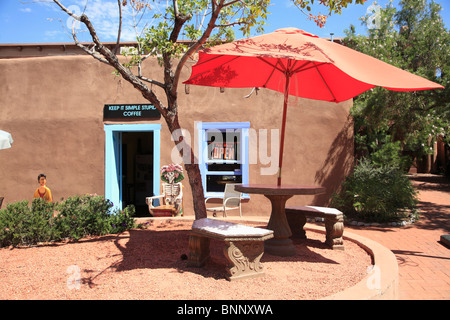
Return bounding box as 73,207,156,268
215,21,245,28
171,0,225,97
53,0,167,117
113,0,123,55
137,74,165,88
169,1,192,43
71,28,110,65
223,0,243,6
53,0,81,20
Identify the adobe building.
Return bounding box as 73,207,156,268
0,42,354,217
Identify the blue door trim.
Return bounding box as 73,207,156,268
104,123,161,211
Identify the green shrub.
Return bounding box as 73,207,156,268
0,195,136,247
0,199,57,247
107,205,136,234
56,195,112,240
331,159,419,223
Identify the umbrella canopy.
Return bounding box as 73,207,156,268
184,28,444,185
0,130,13,150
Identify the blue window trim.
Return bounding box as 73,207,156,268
104,123,161,211
197,122,250,199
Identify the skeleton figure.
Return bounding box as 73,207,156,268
164,171,176,184
146,164,184,216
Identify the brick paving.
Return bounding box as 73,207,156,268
346,174,450,300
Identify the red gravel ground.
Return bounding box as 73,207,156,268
0,219,372,300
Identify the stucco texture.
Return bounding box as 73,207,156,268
0,54,353,217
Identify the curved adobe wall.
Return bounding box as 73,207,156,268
313,225,399,300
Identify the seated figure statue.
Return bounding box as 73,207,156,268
146,164,184,216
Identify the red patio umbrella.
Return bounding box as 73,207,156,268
184,28,444,186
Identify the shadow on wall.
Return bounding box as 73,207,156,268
313,116,354,206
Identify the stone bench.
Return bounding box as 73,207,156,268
187,218,274,281
285,206,345,250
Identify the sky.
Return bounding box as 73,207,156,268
0,0,449,44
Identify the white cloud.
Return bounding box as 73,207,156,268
20,8,32,13
34,0,168,42
44,29,65,40
67,0,161,41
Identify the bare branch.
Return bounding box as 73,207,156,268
169,1,192,43
197,7,209,32
53,0,81,21
173,0,180,17
137,75,165,87
223,0,243,7
53,0,167,116
64,3,110,65
71,23,110,65
114,0,122,55
215,21,244,28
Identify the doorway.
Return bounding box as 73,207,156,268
104,124,161,216
122,131,154,216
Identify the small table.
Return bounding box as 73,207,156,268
235,184,325,256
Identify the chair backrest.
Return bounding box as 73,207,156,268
224,183,241,206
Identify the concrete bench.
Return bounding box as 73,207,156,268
187,218,274,281
285,206,345,250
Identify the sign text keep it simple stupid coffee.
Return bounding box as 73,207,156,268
104,104,161,121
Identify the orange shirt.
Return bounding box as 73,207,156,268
33,186,52,202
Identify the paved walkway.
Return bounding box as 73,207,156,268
346,174,450,300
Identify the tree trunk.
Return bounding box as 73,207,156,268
184,163,207,220
164,114,207,220
53,2,208,220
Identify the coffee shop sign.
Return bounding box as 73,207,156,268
104,104,161,120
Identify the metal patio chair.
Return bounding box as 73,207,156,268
205,183,242,218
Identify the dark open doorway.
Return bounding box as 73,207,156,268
121,131,154,216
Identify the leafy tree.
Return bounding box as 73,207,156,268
49,0,364,219
343,0,449,172
292,0,366,27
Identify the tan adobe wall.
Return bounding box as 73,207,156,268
0,54,353,217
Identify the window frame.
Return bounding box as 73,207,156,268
197,122,250,199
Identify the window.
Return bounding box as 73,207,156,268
197,122,249,198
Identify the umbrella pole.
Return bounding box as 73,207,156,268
277,75,290,186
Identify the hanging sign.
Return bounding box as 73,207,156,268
207,131,241,161
210,142,238,160
104,104,161,120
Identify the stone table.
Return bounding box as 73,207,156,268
235,184,325,256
